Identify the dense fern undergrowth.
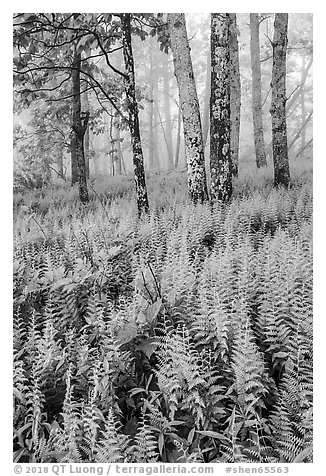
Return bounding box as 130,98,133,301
13,160,313,463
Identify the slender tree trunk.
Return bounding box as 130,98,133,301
202,49,210,148
114,113,122,175
271,13,290,187
148,41,155,169
57,154,64,178
167,13,208,203
300,56,306,151
174,105,182,167
109,112,116,176
163,58,174,168
72,50,89,203
121,13,149,216
153,89,160,170
210,13,232,202
250,13,267,168
156,105,172,169
229,13,241,177
82,89,90,179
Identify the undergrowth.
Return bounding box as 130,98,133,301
13,159,313,463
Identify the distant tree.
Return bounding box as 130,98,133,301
121,13,149,216
210,13,232,202
271,13,290,187
148,37,156,169
167,13,208,203
250,13,267,168
229,13,241,177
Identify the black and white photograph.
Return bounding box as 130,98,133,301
12,7,314,467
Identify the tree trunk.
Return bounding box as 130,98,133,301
72,50,89,203
202,49,210,148
114,113,122,175
71,135,78,185
153,89,160,170
167,13,208,203
57,154,64,179
300,56,306,151
174,105,182,167
108,112,116,176
250,13,267,168
121,13,149,216
229,13,241,177
148,47,155,169
271,13,290,187
163,59,174,168
81,90,90,179
210,13,232,202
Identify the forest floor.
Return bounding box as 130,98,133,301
13,158,313,464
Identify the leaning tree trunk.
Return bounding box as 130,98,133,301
250,13,267,168
271,13,290,187
121,13,149,216
167,13,208,203
72,50,89,203
229,13,241,177
210,13,232,202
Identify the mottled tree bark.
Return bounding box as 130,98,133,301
71,135,78,185
250,13,267,168
163,58,174,168
271,13,290,187
72,50,89,203
210,13,232,202
202,49,210,148
167,13,208,203
121,13,149,216
229,13,241,177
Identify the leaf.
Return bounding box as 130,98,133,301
196,430,228,442
273,351,288,359
158,433,164,455
187,427,195,444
